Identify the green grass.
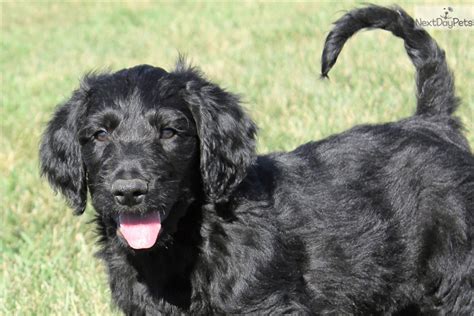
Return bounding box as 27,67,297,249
1,1,472,314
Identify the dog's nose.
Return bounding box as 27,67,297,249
112,179,148,206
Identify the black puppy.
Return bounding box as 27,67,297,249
40,5,473,315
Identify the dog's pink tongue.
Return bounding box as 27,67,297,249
119,212,161,249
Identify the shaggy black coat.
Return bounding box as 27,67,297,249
40,6,473,315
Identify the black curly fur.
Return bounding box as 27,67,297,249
40,6,473,315
321,5,460,118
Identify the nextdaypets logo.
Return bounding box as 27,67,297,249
415,5,474,30
441,7,453,20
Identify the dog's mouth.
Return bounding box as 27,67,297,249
117,211,161,249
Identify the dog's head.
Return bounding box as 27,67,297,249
40,62,256,250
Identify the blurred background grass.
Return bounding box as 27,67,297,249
1,1,472,314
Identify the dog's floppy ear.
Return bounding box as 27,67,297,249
40,84,89,215
179,68,257,203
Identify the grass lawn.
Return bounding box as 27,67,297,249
1,1,472,314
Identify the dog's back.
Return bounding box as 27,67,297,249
268,124,473,313
265,5,474,314
244,5,473,314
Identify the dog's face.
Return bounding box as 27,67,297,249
40,63,257,250
80,80,199,249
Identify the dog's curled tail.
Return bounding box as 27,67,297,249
321,5,459,117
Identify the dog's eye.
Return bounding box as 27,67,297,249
160,128,176,139
93,129,109,142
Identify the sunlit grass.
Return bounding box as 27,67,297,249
2,1,472,314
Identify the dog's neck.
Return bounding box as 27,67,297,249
125,197,205,307
96,180,239,312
